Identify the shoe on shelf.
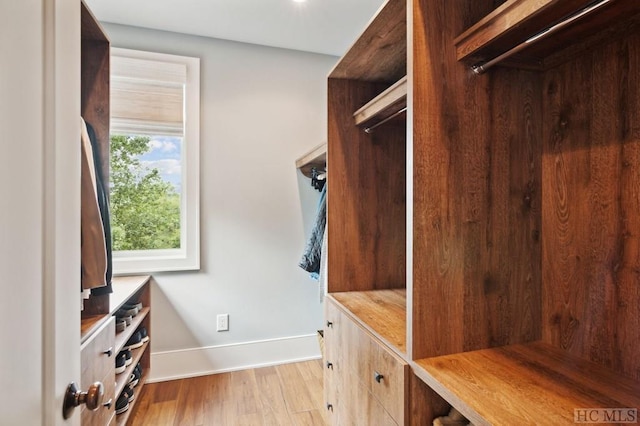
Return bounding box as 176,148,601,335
139,327,149,343
127,362,143,387
116,306,138,318
128,370,140,388
122,384,135,403
116,314,132,326
123,302,143,313
115,353,126,375
115,391,129,415
118,349,132,367
124,331,143,351
115,318,127,333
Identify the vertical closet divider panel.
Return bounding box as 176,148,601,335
324,0,412,422
81,0,111,316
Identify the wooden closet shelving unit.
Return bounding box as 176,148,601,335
325,0,640,424
80,3,152,424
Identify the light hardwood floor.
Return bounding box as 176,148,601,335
127,359,329,426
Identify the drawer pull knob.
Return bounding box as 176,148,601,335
62,381,104,419
374,371,384,383
103,399,113,409
326,362,333,370
327,403,333,412
103,347,113,357
326,321,333,328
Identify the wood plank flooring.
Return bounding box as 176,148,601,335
127,359,328,426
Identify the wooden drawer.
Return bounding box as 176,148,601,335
324,298,345,363
370,337,407,424
325,297,408,425
348,320,407,424
81,316,116,425
343,370,398,426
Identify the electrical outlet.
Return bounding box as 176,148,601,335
217,314,229,331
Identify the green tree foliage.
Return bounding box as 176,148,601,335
110,134,180,250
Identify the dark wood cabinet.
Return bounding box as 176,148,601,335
325,0,640,424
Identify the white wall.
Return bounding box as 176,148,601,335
103,23,335,380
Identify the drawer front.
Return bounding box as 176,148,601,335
343,370,398,426
325,297,407,425
324,298,344,363
370,338,407,424
325,298,347,424
81,317,116,425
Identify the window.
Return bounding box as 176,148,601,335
110,48,200,273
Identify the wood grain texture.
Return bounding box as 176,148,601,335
329,0,406,82
80,4,111,318
414,341,640,426
129,360,328,426
325,296,408,424
329,291,406,356
411,0,542,360
541,31,640,380
327,79,406,294
81,317,116,426
408,374,449,426
454,0,640,69
354,76,408,127
455,0,591,62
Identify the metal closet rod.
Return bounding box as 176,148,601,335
364,107,407,133
472,0,612,75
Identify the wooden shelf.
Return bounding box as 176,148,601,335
110,275,151,314
295,142,326,178
329,289,406,357
115,340,149,398
329,0,406,82
114,307,150,354
116,369,149,426
353,76,407,129
454,0,640,69
413,341,640,426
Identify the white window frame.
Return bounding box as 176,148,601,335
110,47,200,274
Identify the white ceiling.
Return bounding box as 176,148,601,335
85,0,386,57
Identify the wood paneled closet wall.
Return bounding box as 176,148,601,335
324,0,640,424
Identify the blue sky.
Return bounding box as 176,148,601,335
138,135,182,193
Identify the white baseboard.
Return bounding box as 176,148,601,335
147,333,321,383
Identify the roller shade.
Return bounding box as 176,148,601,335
111,55,186,136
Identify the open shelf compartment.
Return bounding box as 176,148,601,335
413,341,640,425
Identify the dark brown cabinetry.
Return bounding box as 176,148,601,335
325,0,640,424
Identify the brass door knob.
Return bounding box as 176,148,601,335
62,381,104,419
